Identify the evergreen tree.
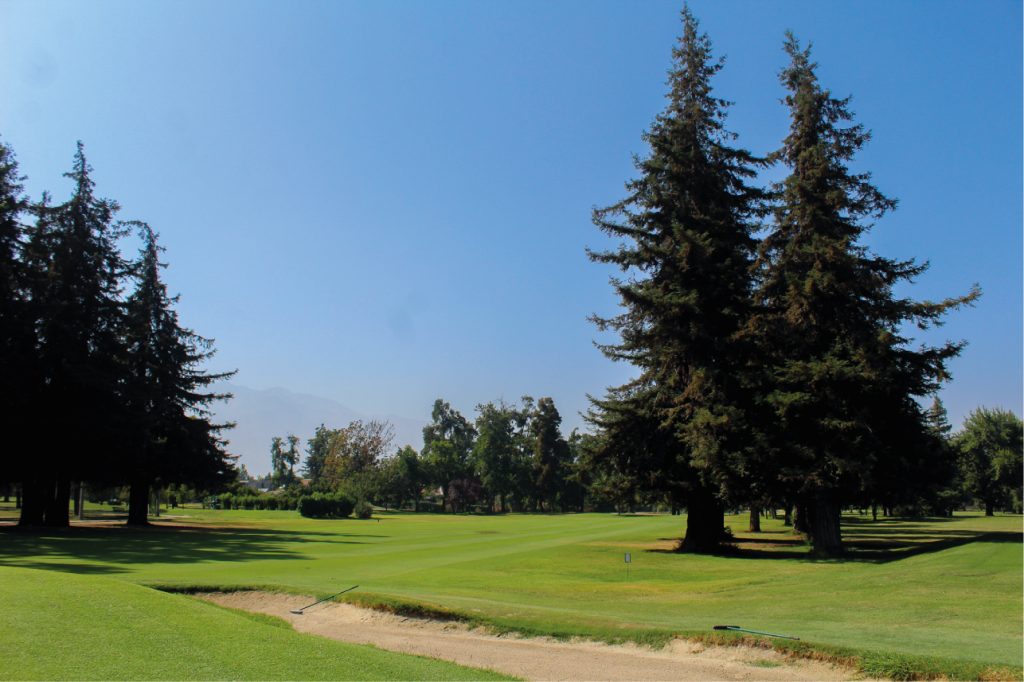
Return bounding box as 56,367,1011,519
303,424,335,487
531,397,570,511
21,143,128,527
587,9,762,551
122,223,235,525
754,36,978,554
0,140,32,505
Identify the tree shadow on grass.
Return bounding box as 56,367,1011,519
647,518,1021,563
0,523,379,576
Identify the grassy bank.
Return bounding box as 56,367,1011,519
0,565,511,680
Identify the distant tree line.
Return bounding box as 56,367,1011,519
255,392,1019,527
0,139,235,527
277,396,594,514
582,9,1000,556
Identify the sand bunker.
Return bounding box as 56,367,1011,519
196,591,859,681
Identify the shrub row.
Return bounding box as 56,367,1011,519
216,492,300,511
298,493,356,519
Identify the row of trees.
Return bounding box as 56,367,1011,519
0,140,235,526
287,397,588,514
584,10,982,555
254,393,1018,525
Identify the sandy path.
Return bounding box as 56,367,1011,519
197,591,858,681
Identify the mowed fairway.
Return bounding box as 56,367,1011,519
0,508,1020,674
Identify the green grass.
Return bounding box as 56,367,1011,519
0,565,511,681
0,505,1020,679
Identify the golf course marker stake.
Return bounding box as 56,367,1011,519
624,552,631,579
713,625,800,640
290,585,359,615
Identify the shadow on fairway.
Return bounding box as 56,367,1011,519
648,517,1021,563
0,524,378,576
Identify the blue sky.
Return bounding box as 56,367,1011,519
1,0,1020,437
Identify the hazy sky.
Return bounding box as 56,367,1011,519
1,0,1020,434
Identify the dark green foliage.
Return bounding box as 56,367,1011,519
0,139,235,526
298,492,355,518
0,140,33,502
956,407,1023,514
473,401,520,512
354,499,374,519
377,445,424,510
122,223,235,524
303,423,333,486
531,397,571,511
422,399,476,512
20,143,129,526
753,36,978,554
218,491,300,511
586,9,761,551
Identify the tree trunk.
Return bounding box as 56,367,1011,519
783,505,792,527
985,501,994,516
806,493,842,556
793,504,808,533
679,487,725,553
871,503,878,521
748,506,761,532
128,481,150,526
15,483,21,509
43,479,71,527
72,482,81,517
18,479,46,526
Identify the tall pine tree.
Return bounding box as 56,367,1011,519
587,9,763,552
754,36,978,554
0,140,33,506
21,143,127,527
122,223,235,525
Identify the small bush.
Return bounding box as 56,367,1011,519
354,500,374,519
298,493,355,519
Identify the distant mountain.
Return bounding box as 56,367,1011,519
210,383,426,475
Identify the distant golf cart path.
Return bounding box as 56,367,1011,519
199,591,858,681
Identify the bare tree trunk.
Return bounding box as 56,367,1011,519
680,487,726,553
18,478,46,526
985,501,994,516
793,503,808,533
748,506,761,532
43,479,70,527
783,504,792,527
807,493,842,556
128,480,150,526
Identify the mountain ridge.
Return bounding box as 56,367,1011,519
210,383,426,475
